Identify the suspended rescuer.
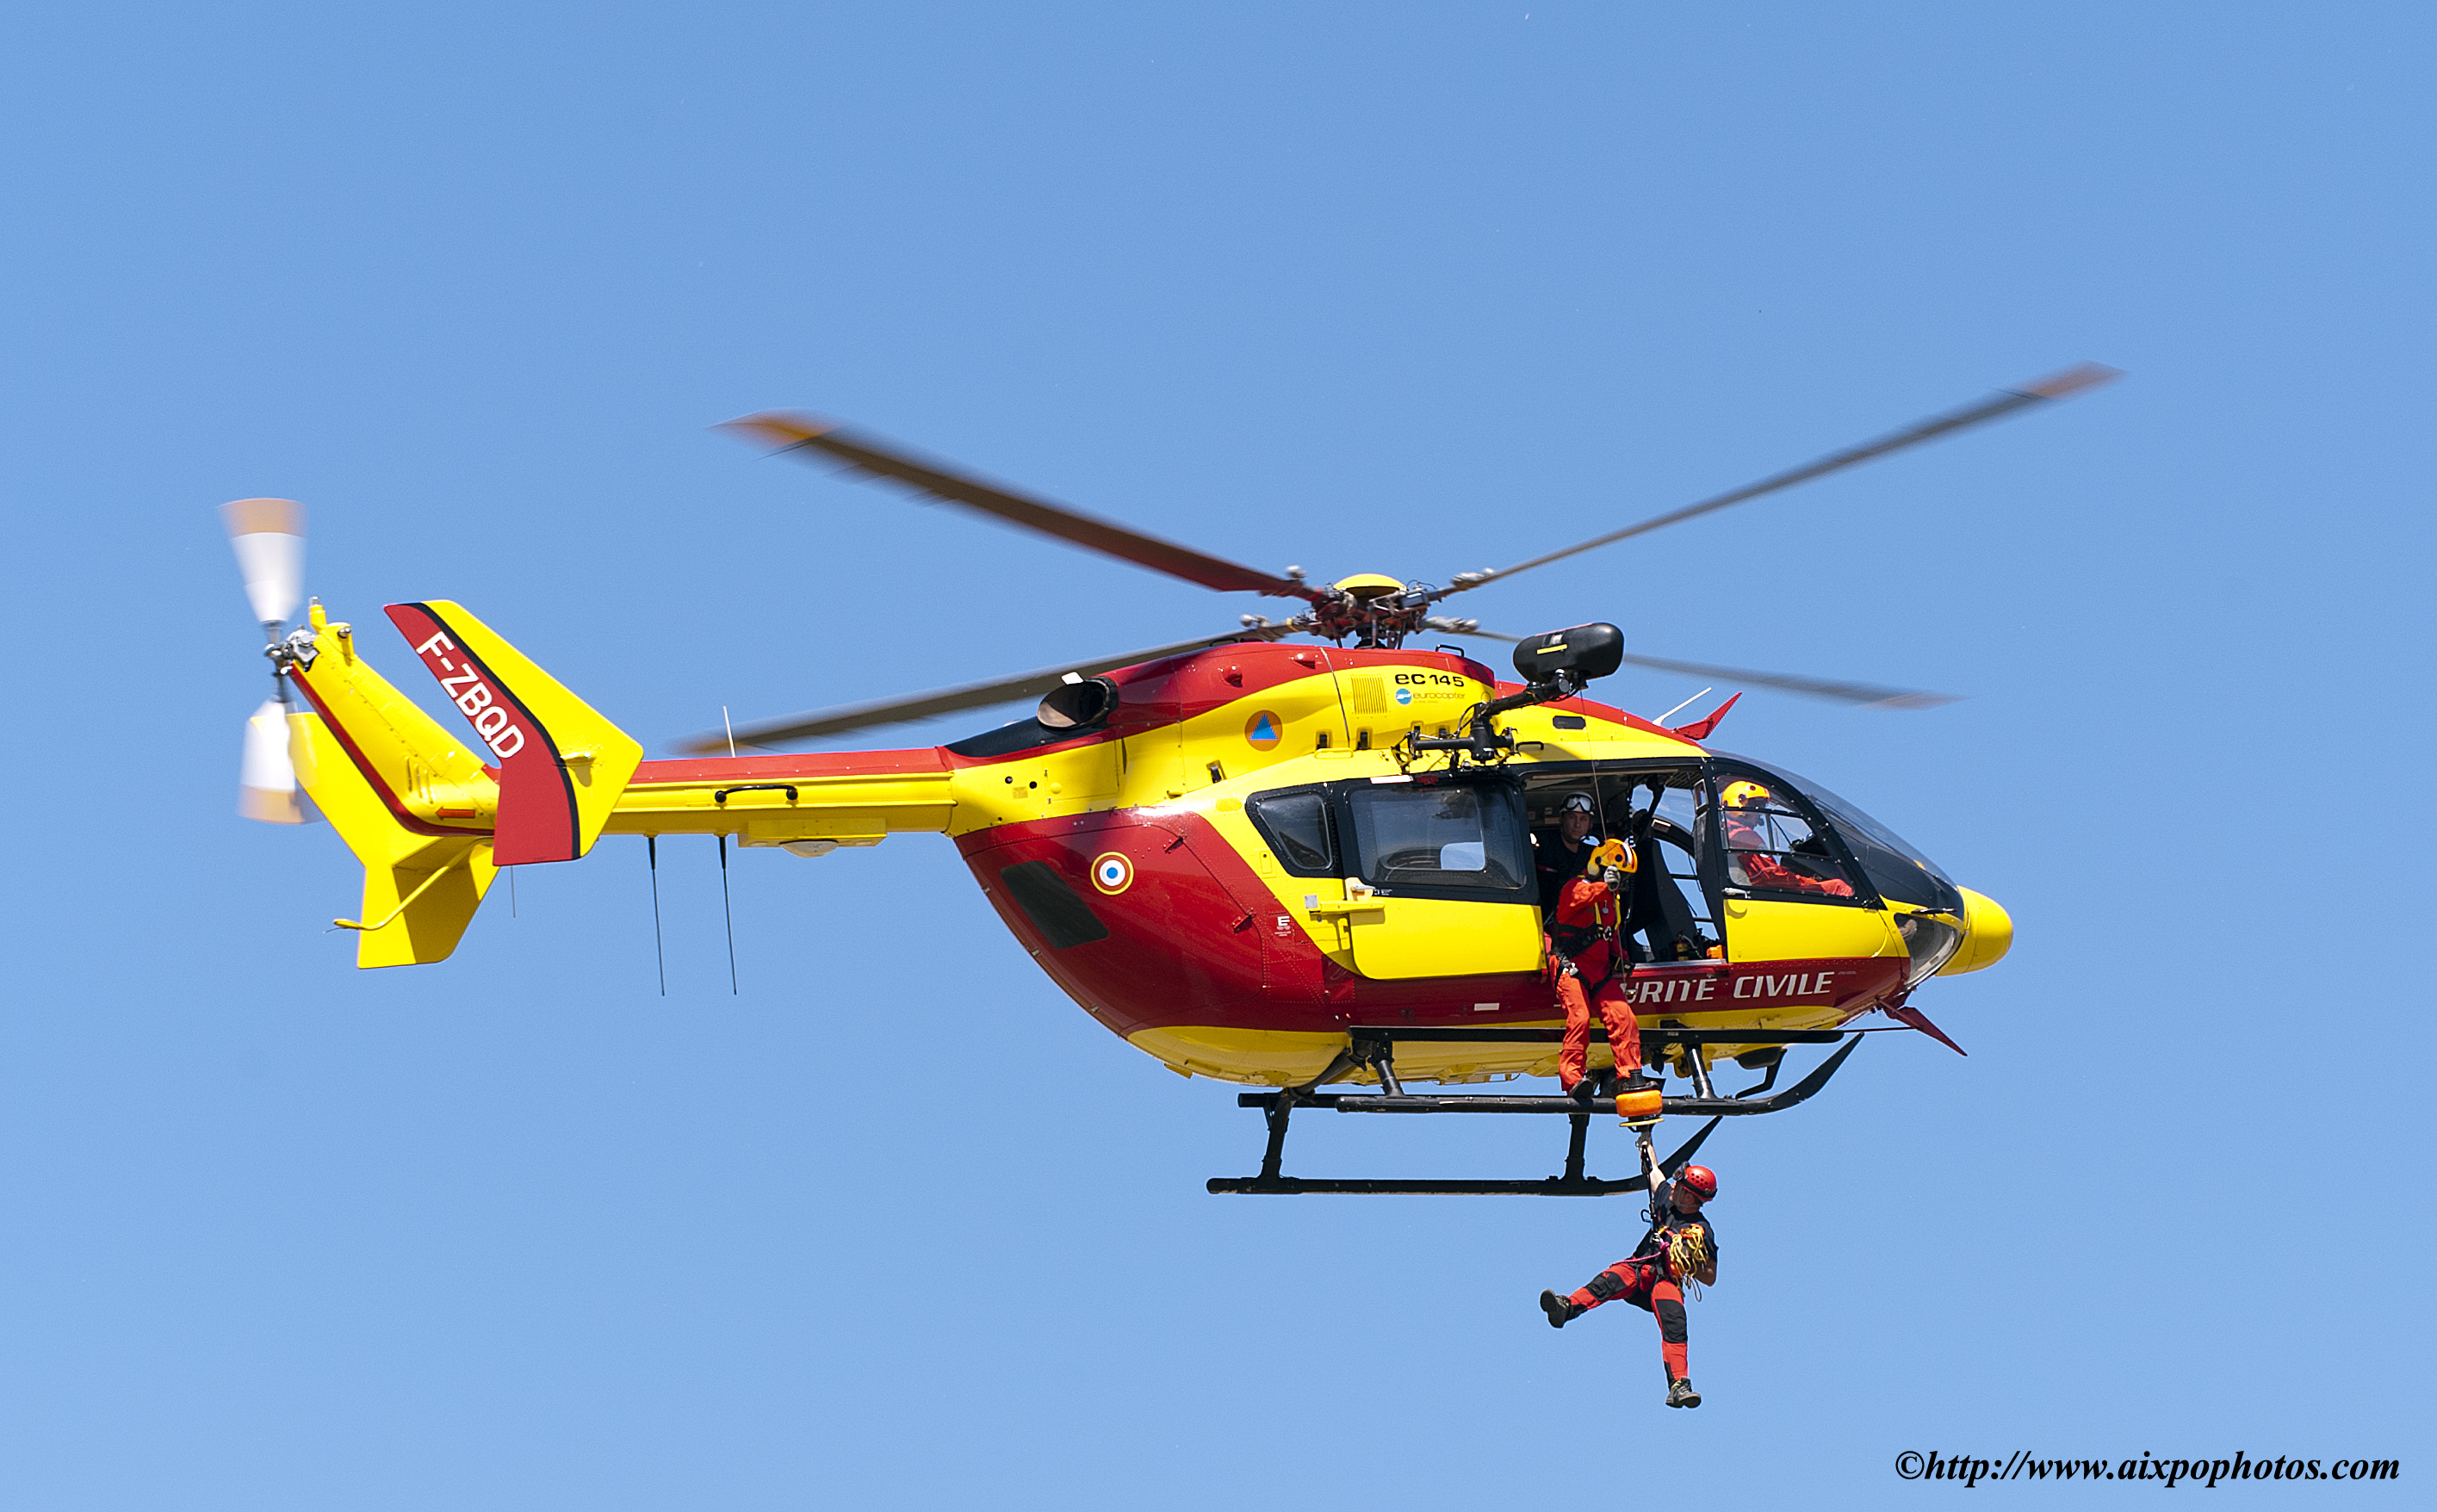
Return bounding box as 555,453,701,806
1541,792,1647,1099
1539,1151,1721,1409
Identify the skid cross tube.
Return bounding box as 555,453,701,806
1206,1036,1861,1196
1338,1025,1848,1046
1209,1117,1722,1197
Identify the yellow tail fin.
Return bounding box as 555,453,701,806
383,601,643,865
276,598,642,966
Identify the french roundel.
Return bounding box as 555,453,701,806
1090,852,1134,895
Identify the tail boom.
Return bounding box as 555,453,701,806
607,751,956,848
276,600,954,964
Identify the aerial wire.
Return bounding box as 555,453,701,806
720,708,739,994
647,835,666,996
718,835,738,995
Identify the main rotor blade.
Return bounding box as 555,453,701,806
1441,363,2121,595
1458,629,1957,709
673,629,1287,753
1614,651,1959,710
722,412,1316,600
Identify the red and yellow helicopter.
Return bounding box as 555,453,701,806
225,364,2114,1194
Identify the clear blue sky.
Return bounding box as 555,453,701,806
3,4,2429,1506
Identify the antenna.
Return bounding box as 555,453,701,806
1655,687,1715,726
718,835,738,995
646,836,666,995
723,705,737,759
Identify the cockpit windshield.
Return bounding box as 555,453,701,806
1712,753,1963,913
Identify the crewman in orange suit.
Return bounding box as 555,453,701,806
1540,1160,1721,1409
1547,829,1646,1099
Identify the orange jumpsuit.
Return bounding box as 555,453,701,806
1548,875,1643,1090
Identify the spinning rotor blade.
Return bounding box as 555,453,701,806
1439,363,2121,596
722,412,1316,600
1612,651,1958,710
1459,629,1956,709
239,698,308,824
220,497,307,631
675,629,1287,753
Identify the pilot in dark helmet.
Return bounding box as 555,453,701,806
1535,790,1602,914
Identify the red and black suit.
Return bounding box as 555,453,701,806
1562,1179,1717,1383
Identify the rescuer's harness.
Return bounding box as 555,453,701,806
1548,840,1636,992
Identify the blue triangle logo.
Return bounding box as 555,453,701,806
1250,715,1278,741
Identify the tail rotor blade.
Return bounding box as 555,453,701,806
239,698,308,824
220,497,307,633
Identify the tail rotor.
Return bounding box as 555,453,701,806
220,497,315,825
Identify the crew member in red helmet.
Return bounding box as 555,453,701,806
1539,1157,1721,1408
1543,815,1646,1098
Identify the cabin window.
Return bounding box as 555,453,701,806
1343,781,1533,902
995,861,1111,950
1246,787,1336,877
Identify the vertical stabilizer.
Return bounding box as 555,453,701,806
383,602,644,865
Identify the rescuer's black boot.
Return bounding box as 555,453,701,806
1665,1377,1702,1409
1566,1078,1597,1106
1540,1289,1581,1328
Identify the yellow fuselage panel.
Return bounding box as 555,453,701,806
1340,898,1544,979
1722,895,1907,964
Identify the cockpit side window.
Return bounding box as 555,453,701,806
1341,780,1533,902
1246,787,1336,877
1800,784,1963,913
1714,770,1864,902
1710,753,1964,914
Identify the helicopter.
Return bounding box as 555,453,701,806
224,363,2115,1195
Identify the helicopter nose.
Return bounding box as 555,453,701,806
1935,888,2014,976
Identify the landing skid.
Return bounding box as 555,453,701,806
1207,1032,1863,1196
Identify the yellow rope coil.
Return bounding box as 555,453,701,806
1666,1224,1711,1285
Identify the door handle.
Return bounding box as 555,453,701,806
1308,901,1386,920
